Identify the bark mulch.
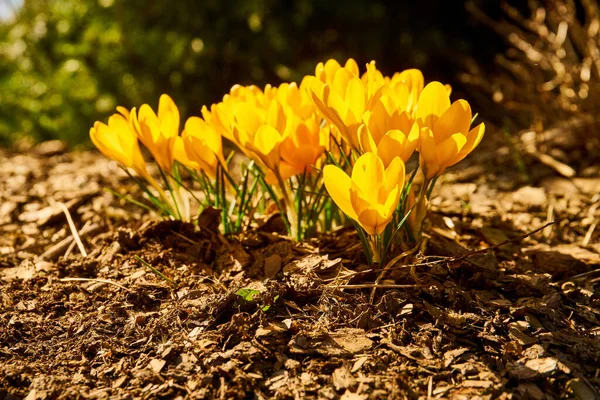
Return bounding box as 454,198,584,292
1,133,599,399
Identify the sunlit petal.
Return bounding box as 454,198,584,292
415,82,451,129
323,165,357,220
433,99,471,143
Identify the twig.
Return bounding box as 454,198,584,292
559,268,600,286
57,201,87,257
63,239,77,260
38,223,102,261
370,243,420,303
445,218,563,263
170,230,198,245
583,220,597,246
135,255,177,286
60,277,131,292
64,220,92,259
329,219,564,288
322,256,452,282
336,284,418,289
543,202,554,238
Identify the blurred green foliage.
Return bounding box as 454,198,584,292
0,0,491,146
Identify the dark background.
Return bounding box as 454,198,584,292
0,0,510,145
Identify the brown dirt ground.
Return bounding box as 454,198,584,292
1,128,599,400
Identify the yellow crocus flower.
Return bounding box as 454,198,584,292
311,60,394,150
231,100,281,169
388,69,424,114
208,82,323,182
358,94,419,166
201,84,269,144
310,70,367,150
131,94,181,172
323,152,406,236
90,106,150,180
177,117,225,179
278,113,325,181
414,82,485,179
361,61,387,106
315,58,360,84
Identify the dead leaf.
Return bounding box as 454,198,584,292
566,378,599,400
444,348,470,367
329,329,373,354
289,328,373,356
148,358,166,373
512,186,547,208
508,357,557,380
525,357,557,375
516,383,544,400
462,380,493,388
197,206,221,232
332,366,356,391
255,320,290,338
340,391,368,400
264,254,282,278
351,356,368,373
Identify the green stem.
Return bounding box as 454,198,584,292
369,234,381,264
275,172,299,241
159,168,183,220
411,176,431,242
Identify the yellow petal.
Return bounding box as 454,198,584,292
382,186,401,219
357,124,377,154
173,136,196,169
313,84,351,144
184,117,223,156
233,103,265,136
136,104,160,141
377,131,408,166
322,59,342,81
436,132,467,171
90,118,149,179
164,135,179,172
433,99,472,143
266,100,286,133
116,106,130,119
253,125,282,170
415,82,451,129
280,139,323,172
90,123,119,162
356,205,394,235
331,68,353,96
383,156,406,198
351,152,385,205
277,161,303,181
367,101,388,142
419,127,440,179
183,135,219,177
344,58,359,76
323,165,357,220
158,94,180,138
451,122,485,166
345,77,365,123
393,69,424,109
180,117,223,175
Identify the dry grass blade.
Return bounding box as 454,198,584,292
60,277,131,292
583,220,597,246
335,283,418,290
369,243,421,303
56,201,87,257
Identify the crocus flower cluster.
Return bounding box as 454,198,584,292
90,94,225,221
312,60,484,258
91,58,484,263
